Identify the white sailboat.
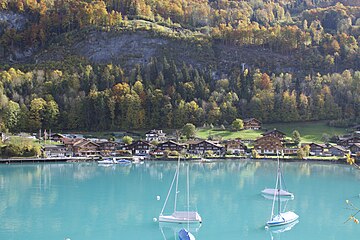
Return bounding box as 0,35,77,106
262,152,294,199
266,153,298,227
159,157,202,224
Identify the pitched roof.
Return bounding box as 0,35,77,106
51,133,66,138
261,128,286,136
157,140,186,147
255,135,282,142
243,118,262,124
307,142,327,148
329,145,347,152
73,139,100,147
126,140,153,148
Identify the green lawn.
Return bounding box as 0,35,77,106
263,121,348,143
196,121,348,143
196,128,263,140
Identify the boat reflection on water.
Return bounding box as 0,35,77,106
159,222,201,240
267,220,299,240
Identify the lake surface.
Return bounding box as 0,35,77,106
0,160,359,240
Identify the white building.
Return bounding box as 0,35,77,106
145,129,166,142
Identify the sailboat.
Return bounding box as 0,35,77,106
159,157,202,224
266,152,298,227
262,152,294,199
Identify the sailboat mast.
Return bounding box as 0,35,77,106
174,156,180,212
160,162,178,215
187,162,190,229
276,151,281,215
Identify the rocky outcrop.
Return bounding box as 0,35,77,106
0,11,28,34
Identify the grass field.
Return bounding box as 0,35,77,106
196,121,349,143
196,128,263,140
263,121,349,143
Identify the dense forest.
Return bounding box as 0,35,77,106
0,0,359,132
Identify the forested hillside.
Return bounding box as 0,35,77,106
0,0,359,132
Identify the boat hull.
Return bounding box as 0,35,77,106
262,188,294,198
159,211,202,224
266,211,299,227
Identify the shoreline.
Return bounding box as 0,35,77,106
0,156,348,164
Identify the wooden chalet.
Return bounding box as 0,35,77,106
328,145,349,157
188,140,225,155
283,148,299,155
145,129,166,142
72,139,101,156
97,141,118,152
243,118,262,130
305,143,328,156
155,140,186,152
349,143,360,155
224,139,247,155
261,129,286,140
62,137,80,150
253,135,283,154
124,140,153,155
50,133,66,143
338,136,360,147
42,144,71,158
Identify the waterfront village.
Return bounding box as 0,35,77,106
1,118,360,162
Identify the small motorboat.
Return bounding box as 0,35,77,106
97,158,117,164
116,159,132,164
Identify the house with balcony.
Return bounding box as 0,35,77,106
145,129,166,142
224,139,247,155
124,140,153,155
338,136,360,147
349,143,360,156
328,145,349,157
72,139,101,157
261,129,287,141
305,143,328,156
43,144,72,158
188,140,225,156
253,135,283,155
243,118,262,130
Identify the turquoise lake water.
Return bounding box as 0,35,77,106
0,160,359,239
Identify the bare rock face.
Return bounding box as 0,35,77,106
0,11,28,34
73,31,168,65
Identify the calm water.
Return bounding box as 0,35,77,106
0,160,359,240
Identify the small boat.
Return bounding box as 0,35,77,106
266,152,299,227
116,159,132,164
159,156,202,224
159,211,202,223
266,210,299,227
262,152,294,198
97,158,117,164
178,228,195,240
262,188,294,198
